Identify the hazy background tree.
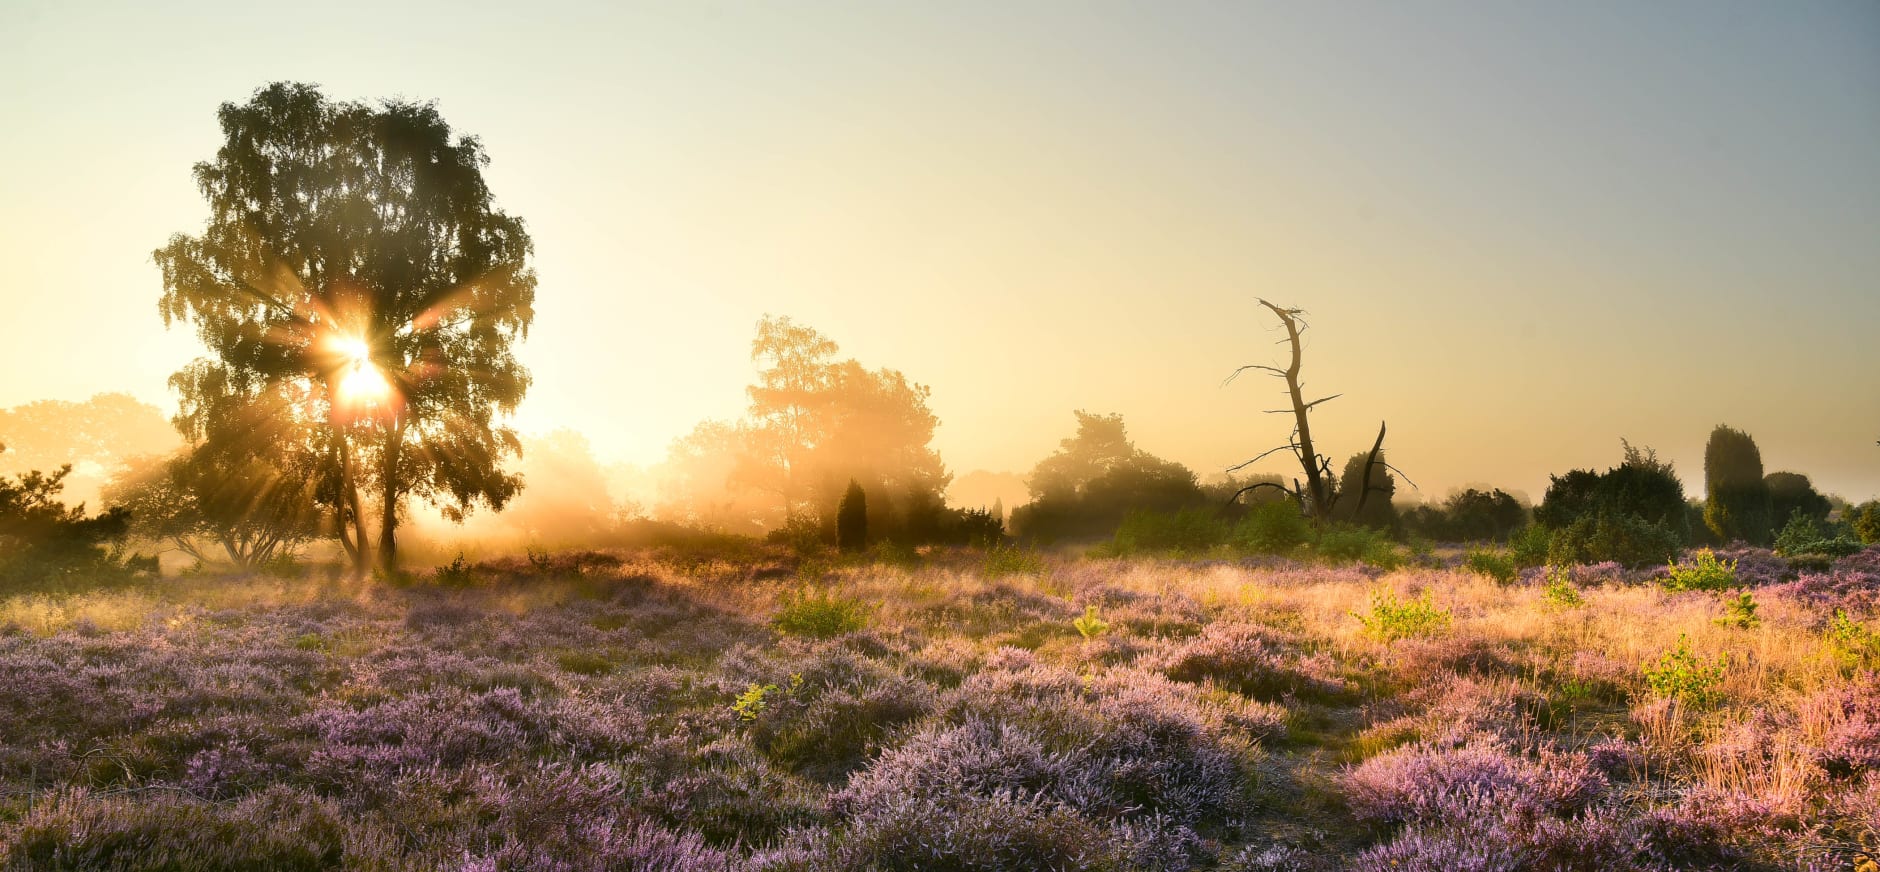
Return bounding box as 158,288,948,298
0,393,177,509
154,82,535,571
1703,424,1773,546
1011,411,1204,543
650,316,952,543
1402,488,1527,542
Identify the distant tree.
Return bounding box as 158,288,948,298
1441,489,1528,542
665,316,950,541
1011,411,1204,542
1334,451,1396,530
154,82,534,573
1763,471,1831,528
1226,300,1404,522
1703,425,1773,546
837,480,868,552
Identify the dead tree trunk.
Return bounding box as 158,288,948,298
1225,299,1410,523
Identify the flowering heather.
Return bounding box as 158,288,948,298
0,548,1875,868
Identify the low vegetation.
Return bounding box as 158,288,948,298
0,539,1874,869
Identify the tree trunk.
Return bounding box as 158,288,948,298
339,437,371,578
377,424,402,572
1261,301,1335,522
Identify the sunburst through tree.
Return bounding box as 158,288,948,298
155,82,536,574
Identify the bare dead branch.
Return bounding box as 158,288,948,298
1224,480,1295,507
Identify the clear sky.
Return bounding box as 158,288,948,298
3,0,1876,501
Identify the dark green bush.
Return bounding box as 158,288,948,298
1547,511,1682,568
1231,500,1311,555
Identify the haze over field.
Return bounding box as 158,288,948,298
3,0,1877,503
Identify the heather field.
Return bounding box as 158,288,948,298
1,546,1878,871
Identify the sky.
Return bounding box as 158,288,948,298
2,0,1877,502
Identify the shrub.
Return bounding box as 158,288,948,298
0,786,362,871
1641,635,1726,707
1072,605,1110,639
1542,566,1584,609
773,587,870,638
1356,590,1451,641
1315,525,1401,568
1536,445,1689,545
1508,524,1552,568
1827,609,1879,667
1772,509,1862,559
1548,511,1681,568
1714,591,1758,630
1340,741,1605,825
1152,621,1346,701
1108,508,1227,556
434,552,476,587
1231,500,1310,555
1850,501,1880,545
1662,549,1737,592
1463,548,1519,585
0,466,134,591
769,513,831,555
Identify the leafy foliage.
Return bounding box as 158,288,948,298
1663,549,1738,593
1463,547,1519,585
1641,635,1727,706
1547,510,1682,568
773,587,871,638
1355,590,1451,640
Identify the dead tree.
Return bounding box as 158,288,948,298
1224,300,1411,523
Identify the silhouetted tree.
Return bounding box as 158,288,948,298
837,480,868,552
1703,424,1773,546
1226,300,1405,522
1335,451,1397,530
155,82,534,573
105,447,321,569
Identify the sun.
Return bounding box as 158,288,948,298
324,332,397,420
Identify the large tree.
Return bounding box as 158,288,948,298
154,83,535,572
